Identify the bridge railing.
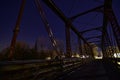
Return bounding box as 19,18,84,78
0,58,91,80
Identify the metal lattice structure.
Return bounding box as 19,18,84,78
8,0,120,60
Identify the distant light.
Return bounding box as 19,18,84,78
46,57,51,60
114,53,117,58
81,55,86,58
71,55,74,58
114,53,120,58
71,54,80,58
94,56,103,59
117,62,120,65
76,54,80,58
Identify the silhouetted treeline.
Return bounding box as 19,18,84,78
0,41,59,61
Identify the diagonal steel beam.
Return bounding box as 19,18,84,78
8,0,26,60
35,0,60,55
85,35,102,40
80,26,102,34
70,5,104,21
43,0,91,47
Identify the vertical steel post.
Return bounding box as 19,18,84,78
78,37,82,55
65,25,71,57
104,0,120,50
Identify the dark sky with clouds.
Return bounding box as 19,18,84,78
0,0,120,51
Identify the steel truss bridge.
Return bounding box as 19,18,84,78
0,0,120,80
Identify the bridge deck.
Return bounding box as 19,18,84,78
56,60,120,80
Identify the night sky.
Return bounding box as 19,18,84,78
0,0,120,51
